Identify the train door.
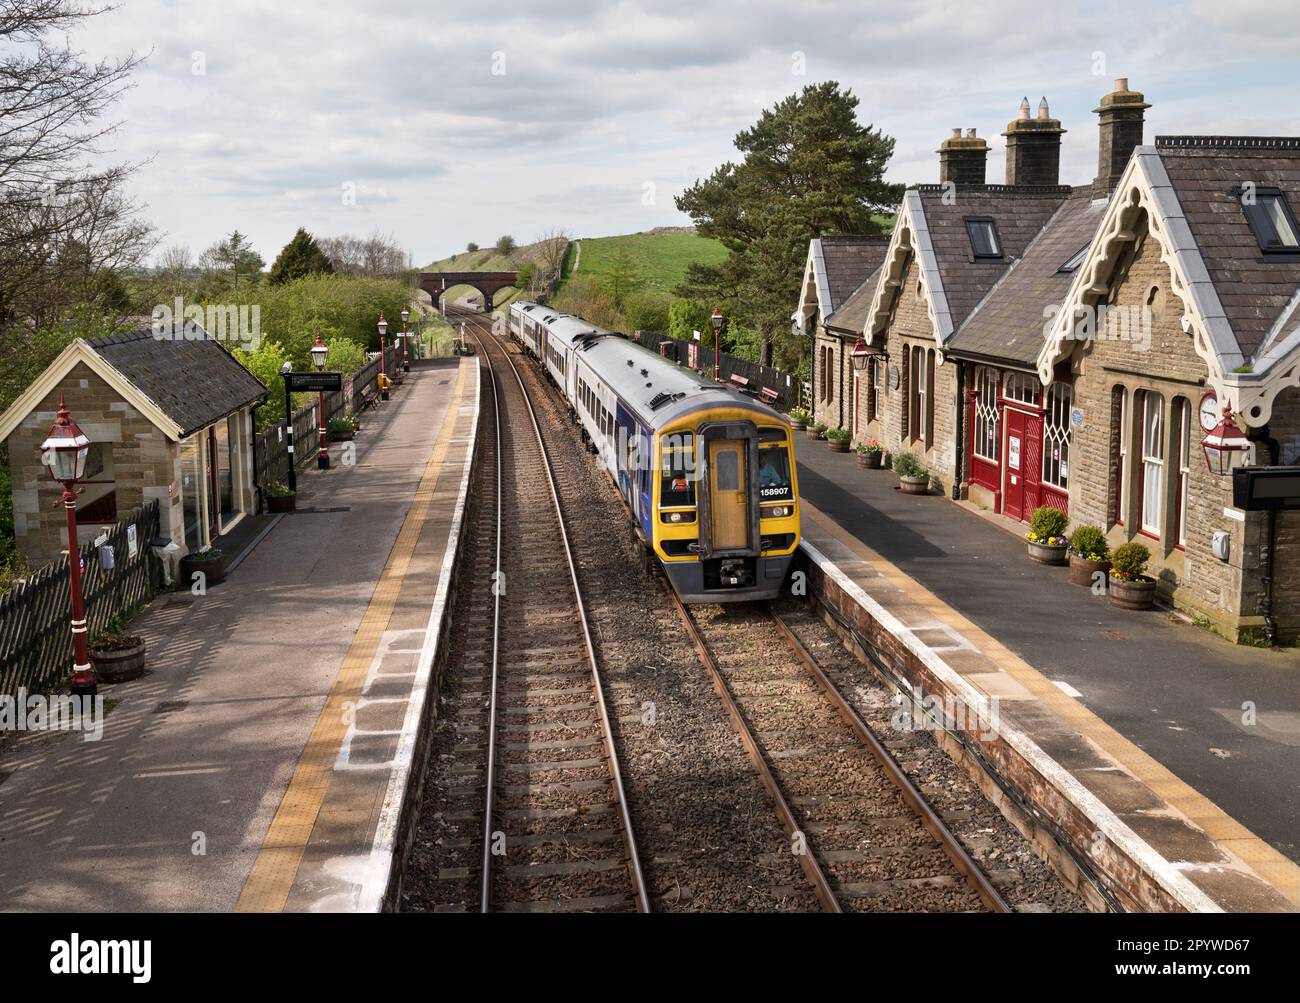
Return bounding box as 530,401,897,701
708,438,748,551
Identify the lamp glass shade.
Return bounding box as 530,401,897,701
310,340,329,369
850,337,872,372
377,318,388,336
41,432,90,482
711,310,723,331
400,307,410,323
1202,414,1250,475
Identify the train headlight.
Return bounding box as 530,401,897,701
661,510,696,524
763,505,793,519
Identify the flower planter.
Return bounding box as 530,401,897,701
898,475,929,495
267,494,296,514
790,420,807,432
827,439,850,453
1110,576,1157,611
179,552,228,586
806,428,825,440
1027,541,1068,566
329,429,354,443
90,638,146,684
857,451,884,469
1069,555,1109,587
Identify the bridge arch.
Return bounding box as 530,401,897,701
420,271,518,311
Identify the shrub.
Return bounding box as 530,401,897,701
265,480,294,498
328,415,356,434
811,422,827,434
825,426,851,441
1069,525,1110,562
1110,542,1151,581
858,437,882,454
186,546,224,562
1029,505,1069,544
892,452,927,478
788,407,810,423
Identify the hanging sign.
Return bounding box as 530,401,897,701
284,371,342,393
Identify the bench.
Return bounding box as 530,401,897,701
728,374,750,389
758,386,781,407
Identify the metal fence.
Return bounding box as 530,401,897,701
0,501,161,698
630,331,799,410
253,342,405,493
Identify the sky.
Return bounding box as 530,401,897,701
72,0,1300,267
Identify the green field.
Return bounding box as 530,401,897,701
562,230,727,294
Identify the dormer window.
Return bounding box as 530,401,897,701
966,217,1002,258
1241,187,1300,252
1057,243,1090,273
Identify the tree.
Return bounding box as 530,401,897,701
466,242,480,253
601,248,643,308
495,234,516,256
531,228,570,299
319,231,407,277
675,81,902,367
269,228,334,284
200,230,264,288
668,299,711,342
0,1,154,339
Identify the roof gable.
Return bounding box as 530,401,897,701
795,235,890,330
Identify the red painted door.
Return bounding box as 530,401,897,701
1003,409,1044,523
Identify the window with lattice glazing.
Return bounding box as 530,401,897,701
973,366,999,462
1042,382,1072,489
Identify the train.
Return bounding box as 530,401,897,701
506,300,800,602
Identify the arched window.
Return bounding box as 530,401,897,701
1138,390,1165,537
1174,396,1191,547
1112,386,1128,526
1043,383,1071,490
973,366,1000,461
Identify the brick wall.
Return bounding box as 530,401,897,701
5,362,181,567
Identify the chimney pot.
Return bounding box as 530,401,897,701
1115,77,1129,91
1019,96,1031,121
1037,96,1050,120
952,128,962,139
966,128,977,139
1093,78,1151,198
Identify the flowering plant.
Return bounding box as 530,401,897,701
858,438,883,454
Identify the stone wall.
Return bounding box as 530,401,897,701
5,362,182,567
1064,215,1300,642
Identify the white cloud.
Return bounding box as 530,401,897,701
70,0,1300,265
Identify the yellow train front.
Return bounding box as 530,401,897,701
508,298,800,604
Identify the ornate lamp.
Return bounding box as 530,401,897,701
1203,406,1251,475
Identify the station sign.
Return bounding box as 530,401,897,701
284,371,343,393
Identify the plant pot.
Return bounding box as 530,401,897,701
179,552,227,586
1110,576,1157,610
827,439,850,453
90,638,146,684
857,451,883,469
267,494,296,513
329,429,354,443
790,420,807,432
806,427,824,439
1069,555,1109,587
898,474,929,495
1027,540,1068,565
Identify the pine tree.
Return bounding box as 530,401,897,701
269,228,334,285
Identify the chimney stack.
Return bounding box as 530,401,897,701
1003,95,1065,186
1093,78,1150,198
938,127,989,188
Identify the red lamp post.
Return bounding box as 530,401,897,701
849,336,872,373
311,335,330,470
42,398,95,696
401,304,411,372
710,307,723,382
377,312,390,401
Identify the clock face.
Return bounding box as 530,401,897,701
1199,392,1219,432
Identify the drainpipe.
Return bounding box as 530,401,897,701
952,361,966,500
1258,430,1281,646
839,337,846,429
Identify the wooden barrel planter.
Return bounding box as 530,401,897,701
1027,541,1068,565
1110,576,1157,610
898,475,929,495
827,438,850,453
179,551,228,586
90,637,146,684
1069,556,1109,587
267,493,296,513
857,451,883,469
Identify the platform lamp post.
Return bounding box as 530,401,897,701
1203,406,1252,475
42,398,95,697
401,304,411,372
710,307,723,382
311,334,330,470
377,312,390,401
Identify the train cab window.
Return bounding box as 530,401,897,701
660,433,697,507
757,428,793,502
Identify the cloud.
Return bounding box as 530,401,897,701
68,0,1300,264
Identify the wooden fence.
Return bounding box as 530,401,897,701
0,502,161,699
253,342,405,495
630,331,799,410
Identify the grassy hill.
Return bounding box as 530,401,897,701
560,229,727,294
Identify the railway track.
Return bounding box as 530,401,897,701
668,595,1012,913
414,310,649,913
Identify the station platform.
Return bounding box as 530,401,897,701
794,441,1300,912
0,358,479,912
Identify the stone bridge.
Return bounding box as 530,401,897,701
419,271,519,310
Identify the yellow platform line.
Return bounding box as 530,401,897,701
235,362,471,913
799,498,1300,908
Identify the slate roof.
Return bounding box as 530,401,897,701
948,190,1107,368
825,268,883,335
818,235,891,313
1155,136,1300,360
914,185,1071,329
87,323,268,438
